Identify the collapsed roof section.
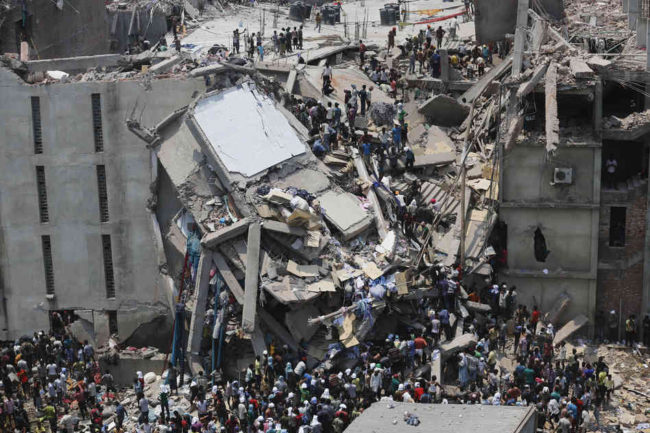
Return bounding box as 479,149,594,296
192,84,306,178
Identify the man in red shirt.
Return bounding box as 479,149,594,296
414,334,428,364
531,306,541,328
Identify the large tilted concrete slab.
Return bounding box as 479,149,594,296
318,191,373,240
242,223,261,333
553,315,589,345
418,94,470,127
353,152,388,239
258,309,299,352
201,218,251,248
440,333,478,358
187,252,214,373
458,55,512,104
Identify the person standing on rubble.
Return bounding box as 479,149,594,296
387,27,396,52
359,85,368,116
233,29,240,54
322,62,332,86
625,315,636,346
315,12,322,32
435,26,445,48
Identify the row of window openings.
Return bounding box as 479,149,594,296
36,165,108,223
41,234,115,298
31,94,103,154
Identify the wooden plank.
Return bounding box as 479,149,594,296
212,251,245,304
545,62,559,155
242,223,261,333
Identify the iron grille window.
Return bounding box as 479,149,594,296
41,235,55,295
102,234,115,298
96,165,109,222
92,93,104,152
36,166,49,223
31,97,43,154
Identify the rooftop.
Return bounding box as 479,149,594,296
346,402,536,433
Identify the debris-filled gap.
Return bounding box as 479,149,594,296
31,96,42,154
92,93,104,152
609,206,626,247
35,165,49,223
97,164,109,222
102,234,116,298
41,235,55,295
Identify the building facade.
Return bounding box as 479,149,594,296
0,65,204,342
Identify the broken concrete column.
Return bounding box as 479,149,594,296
440,49,450,82
512,0,530,75
352,151,388,240
638,17,648,47
545,62,559,155
629,0,639,30
623,0,629,13
187,252,214,373
242,223,261,333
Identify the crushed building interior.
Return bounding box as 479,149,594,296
0,0,649,431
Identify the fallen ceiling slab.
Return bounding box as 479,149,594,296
192,83,306,178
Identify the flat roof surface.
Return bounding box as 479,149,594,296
193,83,305,178
346,402,533,433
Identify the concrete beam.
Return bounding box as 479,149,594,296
187,252,214,373
150,55,183,74
516,62,548,98
242,223,261,333
213,251,245,304
258,309,299,352
201,217,251,248
569,59,595,79
545,62,559,155
352,152,388,240
262,220,307,237
512,0,530,76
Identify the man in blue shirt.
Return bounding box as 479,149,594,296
392,123,402,149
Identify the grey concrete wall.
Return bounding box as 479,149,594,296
502,275,595,330
0,0,110,59
0,69,206,339
475,0,564,44
501,208,595,273
503,146,597,204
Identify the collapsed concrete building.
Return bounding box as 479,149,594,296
0,0,649,375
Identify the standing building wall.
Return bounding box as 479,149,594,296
0,66,205,341
499,87,601,331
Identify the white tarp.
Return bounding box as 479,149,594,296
193,83,306,177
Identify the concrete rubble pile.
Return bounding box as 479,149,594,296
7,0,650,429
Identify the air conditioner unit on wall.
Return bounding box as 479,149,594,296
553,168,573,184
